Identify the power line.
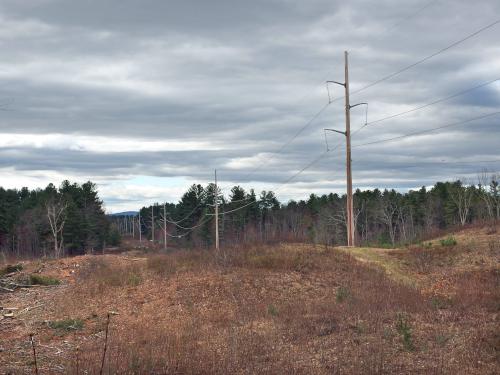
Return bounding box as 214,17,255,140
350,19,500,96
275,151,329,192
152,21,499,220
386,0,440,33
232,102,331,184
154,218,211,238
310,0,441,103
215,5,465,193
352,78,499,135
212,111,499,219
221,19,499,193
203,151,500,218
353,111,500,148
209,151,332,216
353,159,500,169
313,19,500,154
207,199,258,216
166,200,206,224
165,215,213,234
225,196,253,204
312,17,499,139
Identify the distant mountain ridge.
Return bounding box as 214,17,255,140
109,211,138,216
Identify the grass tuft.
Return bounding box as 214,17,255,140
267,304,279,317
336,286,350,303
440,236,457,247
49,318,84,332
29,274,60,285
395,312,415,351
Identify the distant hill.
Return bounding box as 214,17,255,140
109,211,138,216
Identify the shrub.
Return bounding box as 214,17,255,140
49,318,84,332
267,304,279,317
431,296,451,310
29,274,61,285
395,313,414,351
440,236,457,247
336,286,350,303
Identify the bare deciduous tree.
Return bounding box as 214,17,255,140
378,193,399,245
46,198,67,258
449,179,475,226
322,198,363,245
478,171,500,222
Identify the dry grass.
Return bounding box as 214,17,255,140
1,228,499,374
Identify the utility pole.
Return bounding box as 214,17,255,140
215,169,219,251
139,210,142,243
151,205,154,243
132,215,135,238
163,203,167,251
344,51,354,247
326,51,367,247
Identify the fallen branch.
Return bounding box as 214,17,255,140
0,278,33,289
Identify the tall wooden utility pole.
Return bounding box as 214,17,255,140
326,51,365,247
163,203,167,250
151,205,154,243
344,51,355,247
214,169,219,250
139,211,142,243
132,215,135,238
214,170,219,251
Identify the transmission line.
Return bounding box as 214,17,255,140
156,20,500,221
353,158,500,168
304,0,441,104
209,152,332,216
386,0,440,33
352,78,499,136
161,215,214,234
222,19,500,194
353,111,500,148
209,109,499,218
350,19,500,97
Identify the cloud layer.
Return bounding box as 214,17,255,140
1,0,499,212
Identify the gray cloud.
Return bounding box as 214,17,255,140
0,0,499,210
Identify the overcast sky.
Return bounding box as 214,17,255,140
1,0,499,212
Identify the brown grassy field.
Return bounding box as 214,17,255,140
0,226,498,374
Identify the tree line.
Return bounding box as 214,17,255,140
1,173,498,259
0,181,109,259
115,172,499,249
